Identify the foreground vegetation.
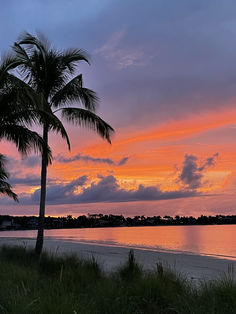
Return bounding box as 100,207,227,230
0,246,235,313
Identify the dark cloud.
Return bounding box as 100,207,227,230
2,154,218,206
56,153,114,165
56,153,129,166
118,157,129,166
3,155,41,171
31,175,88,203
75,175,196,204
10,174,196,206
199,153,219,171
10,174,41,186
9,174,57,187
179,153,219,190
21,156,41,167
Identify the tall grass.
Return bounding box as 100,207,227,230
0,246,235,313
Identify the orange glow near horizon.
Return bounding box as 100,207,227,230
3,105,236,216
43,107,236,193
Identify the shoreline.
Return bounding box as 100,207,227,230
47,238,236,261
2,235,234,262
1,223,236,233
0,237,236,283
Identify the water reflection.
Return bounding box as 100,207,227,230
181,226,202,255
1,225,236,260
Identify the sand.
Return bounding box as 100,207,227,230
0,237,235,283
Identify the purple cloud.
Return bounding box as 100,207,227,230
118,157,129,166
8,174,196,206
31,176,88,203
56,153,129,166
179,153,219,190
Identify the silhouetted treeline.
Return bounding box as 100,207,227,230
0,214,236,231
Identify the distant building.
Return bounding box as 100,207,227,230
0,218,20,230
0,218,13,230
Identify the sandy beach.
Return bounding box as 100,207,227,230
0,237,235,283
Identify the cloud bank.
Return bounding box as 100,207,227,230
56,153,129,166
2,153,218,206
21,174,196,205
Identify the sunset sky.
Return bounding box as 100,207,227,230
1,0,236,217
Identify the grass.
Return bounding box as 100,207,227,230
0,246,235,313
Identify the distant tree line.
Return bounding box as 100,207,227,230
0,214,236,231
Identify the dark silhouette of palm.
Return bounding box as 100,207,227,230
0,154,17,201
0,65,56,201
0,68,53,161
5,32,114,256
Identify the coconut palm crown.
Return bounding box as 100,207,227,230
5,32,114,256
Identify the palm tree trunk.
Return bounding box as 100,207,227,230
35,124,48,257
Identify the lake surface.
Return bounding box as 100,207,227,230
1,225,236,260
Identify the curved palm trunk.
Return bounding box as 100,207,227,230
35,125,48,257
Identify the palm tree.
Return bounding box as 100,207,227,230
0,58,72,207
0,154,17,201
0,65,55,201
6,32,114,256
0,67,53,162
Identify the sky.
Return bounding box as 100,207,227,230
1,0,236,217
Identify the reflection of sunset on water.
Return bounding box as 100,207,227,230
2,225,236,260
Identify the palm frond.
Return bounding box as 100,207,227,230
0,74,43,126
60,48,90,74
11,33,91,97
17,32,48,61
0,154,8,181
0,181,18,201
12,43,32,65
0,154,18,201
0,74,70,150
0,125,52,164
0,54,23,73
51,74,98,111
39,110,71,150
61,108,114,144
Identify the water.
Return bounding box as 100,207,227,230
1,225,236,260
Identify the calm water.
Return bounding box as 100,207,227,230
1,225,236,260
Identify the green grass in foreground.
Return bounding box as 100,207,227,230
0,247,235,313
